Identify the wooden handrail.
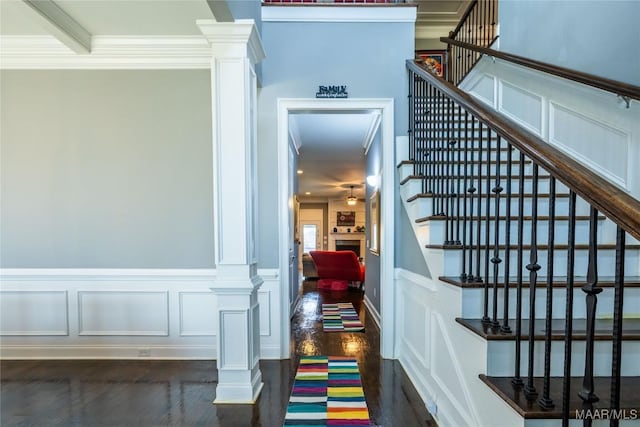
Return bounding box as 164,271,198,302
407,59,640,241
441,37,640,101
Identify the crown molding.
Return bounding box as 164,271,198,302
0,35,213,69
197,19,265,65
262,5,416,23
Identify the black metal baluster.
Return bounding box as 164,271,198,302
512,152,526,387
579,207,602,404
454,104,462,245
501,143,513,333
467,117,477,282
483,127,492,323
426,82,433,197
481,123,491,323
409,70,415,165
436,89,444,217
439,91,446,217
524,164,540,398
446,98,456,244
460,111,470,280
475,121,484,283
539,176,556,409
610,226,625,427
561,191,577,427
491,135,503,326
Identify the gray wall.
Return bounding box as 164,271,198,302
499,0,640,86
365,132,382,311
1,70,214,268
258,20,415,268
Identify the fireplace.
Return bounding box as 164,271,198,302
335,240,361,258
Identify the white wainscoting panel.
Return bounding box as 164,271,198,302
0,268,284,359
0,290,69,335
550,102,630,188
394,268,523,427
467,73,495,107
179,292,217,336
461,56,640,198
219,310,249,369
78,291,169,336
499,80,543,135
258,290,271,336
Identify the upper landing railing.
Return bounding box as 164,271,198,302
263,0,409,4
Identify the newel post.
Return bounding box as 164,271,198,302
198,19,266,404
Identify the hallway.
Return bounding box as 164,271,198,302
1,281,436,426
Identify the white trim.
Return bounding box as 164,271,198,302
197,19,265,65
362,111,382,155
0,345,217,360
277,98,395,359
0,35,212,69
363,295,381,331
0,268,216,280
262,5,417,23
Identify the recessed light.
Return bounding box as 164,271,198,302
305,192,311,195
297,170,304,174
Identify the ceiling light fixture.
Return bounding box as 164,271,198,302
297,170,303,174
346,185,357,206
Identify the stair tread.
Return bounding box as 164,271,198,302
426,243,640,250
407,193,570,202
440,275,640,288
400,175,550,186
480,374,640,419
456,317,640,341
415,214,596,223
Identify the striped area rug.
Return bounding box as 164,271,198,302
283,355,370,426
322,303,365,332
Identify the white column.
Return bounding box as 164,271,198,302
198,19,265,404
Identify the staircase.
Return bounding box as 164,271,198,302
397,61,640,426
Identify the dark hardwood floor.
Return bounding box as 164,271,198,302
1,280,436,426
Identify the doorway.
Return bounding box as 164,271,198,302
277,98,395,359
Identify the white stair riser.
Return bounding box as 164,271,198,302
461,287,640,319
404,174,569,195
408,195,592,219
443,248,640,277
427,218,601,246
487,340,640,376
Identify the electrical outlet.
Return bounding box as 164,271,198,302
138,348,150,357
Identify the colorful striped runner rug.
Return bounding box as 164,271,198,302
283,355,370,426
322,303,365,332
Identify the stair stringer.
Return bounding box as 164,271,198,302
395,268,524,427
396,153,525,426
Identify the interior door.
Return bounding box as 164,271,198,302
288,144,299,314
299,208,324,268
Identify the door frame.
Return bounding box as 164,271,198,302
277,98,395,359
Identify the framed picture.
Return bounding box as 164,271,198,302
337,211,355,226
415,50,446,78
369,190,380,254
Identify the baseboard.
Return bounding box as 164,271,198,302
363,295,381,330
0,345,216,360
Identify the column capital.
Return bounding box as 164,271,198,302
197,19,265,65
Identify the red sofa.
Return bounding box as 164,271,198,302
309,250,365,291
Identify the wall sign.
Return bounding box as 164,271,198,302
316,85,348,98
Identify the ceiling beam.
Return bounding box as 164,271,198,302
206,0,234,22
20,0,91,54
